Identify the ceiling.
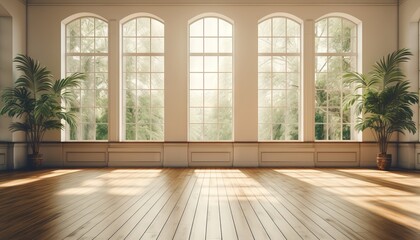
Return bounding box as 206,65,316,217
26,0,399,5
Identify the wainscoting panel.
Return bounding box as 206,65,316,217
317,152,357,162
107,143,163,167
66,152,106,162
259,143,315,167
63,143,108,167
315,143,360,167
188,143,233,167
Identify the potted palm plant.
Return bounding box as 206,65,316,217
344,48,418,170
0,54,84,169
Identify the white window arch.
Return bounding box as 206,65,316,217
188,14,234,141
314,14,361,141
258,14,302,141
62,14,109,141
121,14,165,141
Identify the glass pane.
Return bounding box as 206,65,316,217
259,37,272,53
204,108,218,123
137,90,150,108
273,56,286,72
151,56,164,72
151,38,164,53
123,19,137,37
204,38,218,53
95,38,108,53
190,73,204,89
81,56,94,73
125,90,136,108
67,19,80,37
315,18,327,37
258,19,271,37
81,18,94,36
137,56,151,72
81,37,94,53
96,73,108,89
315,108,326,123
95,90,108,107
218,108,232,123
259,108,271,123
272,73,286,89
137,38,151,53
190,56,203,72
137,18,151,36
219,90,232,107
272,108,286,124
272,124,284,140
258,123,271,140
95,108,107,123
190,37,204,53
219,19,232,37
190,124,203,141
151,90,164,108
95,56,108,73
204,18,218,36
67,56,80,72
258,90,271,107
151,19,164,37
204,90,217,107
67,37,80,53
272,90,286,107
219,37,232,53
273,18,286,37
219,56,232,72
125,124,136,140
315,124,327,140
137,73,150,89
151,108,164,123
218,123,232,140
258,56,271,73
151,73,164,89
258,73,271,90
82,123,96,140
204,56,218,72
123,37,136,53
219,73,232,89
287,19,300,37
204,73,218,89
287,56,300,73
190,108,204,123
123,56,136,73
95,19,108,37
316,90,327,107
190,19,204,37
190,90,203,107
286,37,300,53
204,124,218,140
316,37,328,53
272,38,285,53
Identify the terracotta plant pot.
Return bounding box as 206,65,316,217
376,154,392,170
27,154,43,170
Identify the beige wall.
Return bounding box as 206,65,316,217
19,2,406,168
398,0,420,169
27,3,398,143
0,0,27,170
0,0,26,142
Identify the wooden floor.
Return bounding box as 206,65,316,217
0,168,419,240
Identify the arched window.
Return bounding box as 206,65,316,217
258,15,302,141
121,16,164,141
315,15,359,140
64,16,108,140
188,16,233,141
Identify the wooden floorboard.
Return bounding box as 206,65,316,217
0,168,418,240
